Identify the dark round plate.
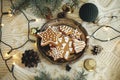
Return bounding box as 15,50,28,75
37,18,88,64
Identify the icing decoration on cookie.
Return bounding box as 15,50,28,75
51,26,59,32
70,29,82,39
59,25,74,35
38,25,86,61
64,36,69,42
58,37,62,43
37,27,59,46
48,36,75,60
73,39,86,53
57,36,74,59
64,51,70,60
62,43,66,49
69,41,72,47
61,36,74,53
69,48,73,52
73,29,82,39
48,47,64,60
51,26,62,38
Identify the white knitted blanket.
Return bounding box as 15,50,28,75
1,0,120,80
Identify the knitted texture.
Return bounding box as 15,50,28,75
1,0,120,80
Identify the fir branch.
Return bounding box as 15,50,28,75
71,0,80,7
11,0,80,18
34,71,51,80
12,0,30,10
35,70,87,80
74,70,87,80
54,75,70,80
66,0,80,8
12,0,62,18
52,0,62,11
31,0,44,18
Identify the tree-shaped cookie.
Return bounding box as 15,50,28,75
73,39,86,53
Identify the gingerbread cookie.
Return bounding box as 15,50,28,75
59,25,74,35
49,36,74,60
58,36,74,53
38,25,86,61
48,47,64,61
72,29,82,39
73,39,86,53
37,27,60,46
51,26,62,38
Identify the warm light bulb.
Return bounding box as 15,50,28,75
107,38,110,41
86,36,90,39
8,10,11,14
34,42,37,49
8,14,13,17
1,23,4,27
103,26,109,31
31,28,37,34
35,19,39,22
12,62,16,65
5,53,9,57
13,54,17,59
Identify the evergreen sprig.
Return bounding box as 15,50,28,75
11,0,80,19
65,0,80,8
74,70,87,80
34,70,87,80
55,75,70,80
11,0,30,10
71,0,80,8
34,71,51,80
12,0,62,18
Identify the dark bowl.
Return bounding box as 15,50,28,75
37,18,88,64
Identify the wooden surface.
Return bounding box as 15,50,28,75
0,0,12,79
0,0,120,80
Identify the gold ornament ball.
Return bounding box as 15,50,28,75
31,28,37,34
62,4,74,13
84,58,96,71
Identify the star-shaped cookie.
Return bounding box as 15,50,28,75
37,27,59,46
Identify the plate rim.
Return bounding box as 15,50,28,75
37,18,89,64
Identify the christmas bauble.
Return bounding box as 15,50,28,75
79,3,98,22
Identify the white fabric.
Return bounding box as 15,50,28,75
1,0,120,80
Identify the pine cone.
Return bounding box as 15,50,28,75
57,12,66,18
21,49,40,68
91,45,103,55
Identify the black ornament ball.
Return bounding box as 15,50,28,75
79,3,98,22
66,64,71,71
91,45,103,55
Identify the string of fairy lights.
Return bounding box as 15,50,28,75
0,0,120,80
89,25,120,42
0,0,36,80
